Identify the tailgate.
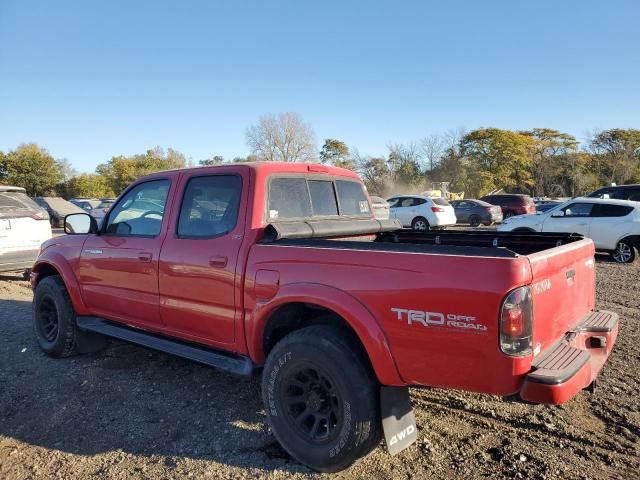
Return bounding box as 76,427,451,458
527,238,596,355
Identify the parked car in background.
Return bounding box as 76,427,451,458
498,197,640,263
69,198,101,212
1,186,52,276
534,200,564,213
89,199,116,225
449,199,502,226
587,184,640,202
387,195,456,230
369,195,390,220
480,194,536,218
34,197,85,227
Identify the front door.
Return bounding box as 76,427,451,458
542,201,593,237
79,178,173,329
158,171,246,347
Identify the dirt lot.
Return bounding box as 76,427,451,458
1,257,638,480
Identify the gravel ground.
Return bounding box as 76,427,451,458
0,256,638,479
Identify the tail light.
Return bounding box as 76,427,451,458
431,206,444,212
499,286,533,356
31,211,49,221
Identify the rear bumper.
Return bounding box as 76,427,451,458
520,310,618,405
0,248,39,273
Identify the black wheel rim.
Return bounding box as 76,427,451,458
37,296,59,342
280,365,343,444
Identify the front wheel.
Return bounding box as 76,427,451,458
262,326,381,472
612,239,636,264
33,276,108,357
411,217,429,231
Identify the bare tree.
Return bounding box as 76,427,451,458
246,112,317,162
421,134,444,171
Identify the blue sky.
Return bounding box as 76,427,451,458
1,0,639,172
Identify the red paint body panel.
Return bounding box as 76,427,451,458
31,162,618,405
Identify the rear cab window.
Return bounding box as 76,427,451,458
267,176,370,221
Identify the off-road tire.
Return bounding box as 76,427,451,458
411,217,429,231
33,275,108,357
262,325,381,472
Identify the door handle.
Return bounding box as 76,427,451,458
209,256,228,268
138,252,153,262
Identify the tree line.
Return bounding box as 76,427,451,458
1,112,638,200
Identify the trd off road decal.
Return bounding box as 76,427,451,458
391,308,487,333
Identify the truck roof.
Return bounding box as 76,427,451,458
152,162,361,180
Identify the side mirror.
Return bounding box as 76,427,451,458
551,210,565,218
64,213,98,234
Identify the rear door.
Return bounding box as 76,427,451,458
158,170,247,347
541,201,592,236
588,203,635,250
79,178,173,329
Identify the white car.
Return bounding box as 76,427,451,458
497,197,640,263
387,195,457,230
0,186,53,276
369,196,390,220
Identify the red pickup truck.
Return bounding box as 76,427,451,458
30,162,618,472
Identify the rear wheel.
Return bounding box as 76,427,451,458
262,326,381,472
612,239,636,264
469,215,481,227
411,217,429,231
33,276,108,357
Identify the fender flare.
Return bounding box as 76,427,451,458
246,282,405,386
32,252,90,315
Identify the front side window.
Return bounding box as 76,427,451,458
177,175,242,238
105,180,170,236
562,202,593,217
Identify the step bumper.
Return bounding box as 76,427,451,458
519,310,619,405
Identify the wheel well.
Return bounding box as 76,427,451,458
620,235,640,249
34,263,60,284
262,302,370,365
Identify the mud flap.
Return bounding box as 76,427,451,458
380,386,418,455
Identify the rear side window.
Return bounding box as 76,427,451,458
178,175,242,238
625,188,640,201
308,180,338,216
591,204,634,217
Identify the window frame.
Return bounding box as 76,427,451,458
175,173,243,240
265,174,371,222
102,178,172,238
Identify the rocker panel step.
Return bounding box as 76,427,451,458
76,316,255,376
527,342,590,385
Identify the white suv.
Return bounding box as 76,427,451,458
497,197,640,263
0,186,52,275
387,195,457,230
